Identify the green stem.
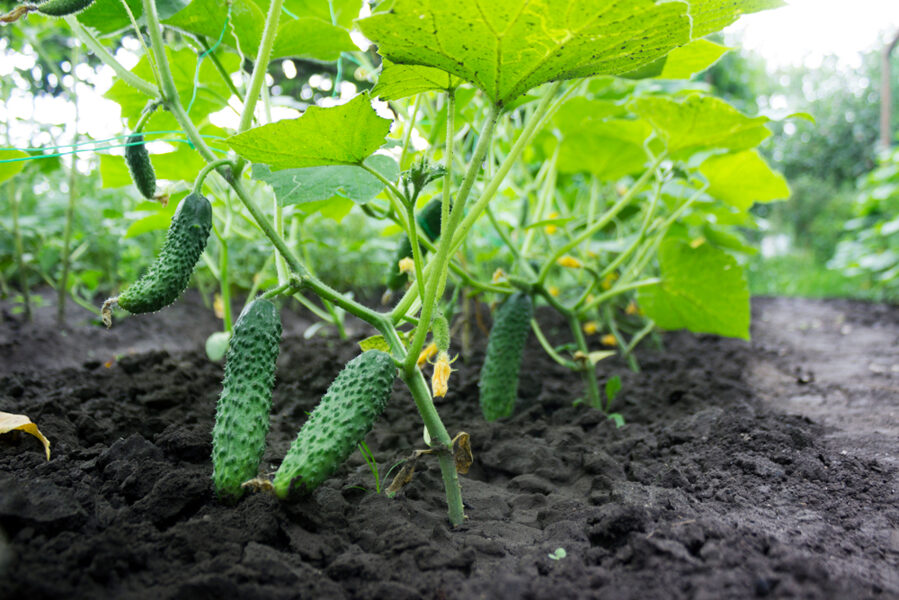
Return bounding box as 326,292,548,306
400,368,464,526
567,313,601,408
536,156,664,286
399,93,421,169
210,225,233,333
193,158,234,195
8,183,31,321
402,104,501,372
530,319,578,369
578,278,660,316
65,17,159,98
198,36,244,98
58,45,80,324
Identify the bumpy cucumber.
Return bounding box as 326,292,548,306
273,350,396,498
124,133,157,200
212,299,282,500
479,292,533,421
385,199,445,290
35,0,94,16
115,193,212,315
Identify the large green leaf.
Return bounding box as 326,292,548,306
227,94,392,170
358,0,693,105
283,0,360,28
105,48,239,126
639,239,749,339
700,150,790,210
77,0,187,34
688,0,787,39
252,154,399,206
0,150,28,185
557,120,651,180
272,17,356,61
371,61,458,101
630,93,770,157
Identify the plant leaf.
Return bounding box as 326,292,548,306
700,150,790,211
0,150,28,184
252,154,398,206
558,119,651,180
639,239,749,339
0,411,50,460
358,0,693,105
630,93,770,157
371,61,458,101
272,18,356,61
359,335,391,353
227,94,392,169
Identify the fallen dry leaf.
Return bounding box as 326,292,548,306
0,411,50,460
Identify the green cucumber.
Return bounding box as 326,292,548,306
273,350,396,498
385,199,445,291
111,193,212,317
479,292,533,421
35,0,94,16
124,133,157,200
212,299,282,500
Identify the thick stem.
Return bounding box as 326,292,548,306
402,104,501,373
531,319,578,369
401,367,464,526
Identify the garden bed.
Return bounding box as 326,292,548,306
1,295,897,599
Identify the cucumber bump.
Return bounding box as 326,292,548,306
273,350,396,498
212,299,282,501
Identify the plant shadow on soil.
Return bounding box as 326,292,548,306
0,294,897,599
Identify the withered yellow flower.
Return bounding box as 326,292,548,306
398,257,415,275
431,351,453,398
557,256,582,268
417,342,438,368
583,321,599,335
600,334,617,347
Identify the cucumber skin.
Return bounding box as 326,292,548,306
273,350,396,499
478,292,533,421
117,193,212,314
124,134,157,200
36,0,94,16
212,299,282,500
386,199,444,290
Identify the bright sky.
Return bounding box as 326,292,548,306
726,0,899,69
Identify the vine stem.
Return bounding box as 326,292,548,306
402,103,501,374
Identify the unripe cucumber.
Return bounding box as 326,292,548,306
385,199,445,290
273,350,396,498
36,0,94,16
124,133,157,200
212,299,282,500
115,193,212,314
479,292,533,421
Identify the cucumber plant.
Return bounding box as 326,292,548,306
12,0,788,525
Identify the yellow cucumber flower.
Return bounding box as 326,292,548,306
557,255,582,269
431,351,454,398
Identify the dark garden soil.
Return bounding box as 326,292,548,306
0,293,897,599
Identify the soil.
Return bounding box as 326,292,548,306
0,293,897,599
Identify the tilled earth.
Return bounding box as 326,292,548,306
0,295,897,599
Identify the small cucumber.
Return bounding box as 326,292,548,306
385,199,445,291
273,350,396,498
110,193,212,318
35,0,94,16
124,133,157,200
479,292,533,421
212,299,282,500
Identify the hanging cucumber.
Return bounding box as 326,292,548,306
211,299,282,501
36,0,94,16
385,199,446,291
273,350,396,498
102,193,212,326
479,292,533,421
124,133,157,200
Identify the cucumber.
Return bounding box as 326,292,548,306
479,292,533,421
124,133,157,200
35,0,94,16
211,299,282,500
109,193,212,318
273,350,396,498
385,199,445,290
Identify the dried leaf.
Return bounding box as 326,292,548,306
452,432,473,475
0,411,51,460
